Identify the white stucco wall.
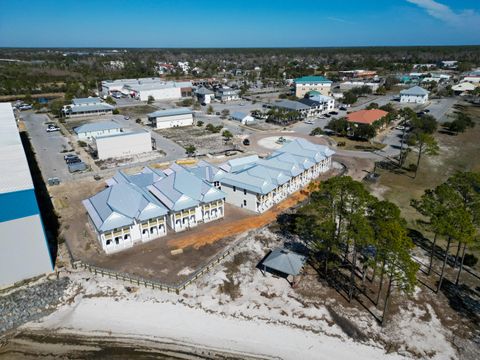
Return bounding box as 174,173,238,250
221,184,258,212
400,94,428,104
152,113,194,129
95,131,152,160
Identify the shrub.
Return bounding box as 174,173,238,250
310,127,324,136
197,120,204,127
463,253,478,267
112,108,120,115
77,140,87,148
135,118,142,124
407,163,417,172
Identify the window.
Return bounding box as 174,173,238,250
106,239,112,246
244,189,247,195
243,200,247,206
233,186,236,192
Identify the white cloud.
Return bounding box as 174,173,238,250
406,0,480,28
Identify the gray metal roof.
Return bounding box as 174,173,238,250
231,111,248,120
147,164,225,212
272,100,311,111
148,107,193,118
83,179,168,233
72,97,102,105
262,248,306,276
0,103,34,194
400,86,429,96
74,120,122,135
70,103,114,113
218,139,334,195
195,86,214,95
187,160,225,183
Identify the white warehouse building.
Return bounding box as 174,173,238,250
400,86,429,104
94,130,152,160
0,103,53,287
148,108,194,129
101,78,193,101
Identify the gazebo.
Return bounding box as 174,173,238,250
261,248,306,287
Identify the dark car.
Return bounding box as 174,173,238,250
66,157,81,164
325,114,331,118
64,154,79,161
243,138,250,146
329,111,338,115
339,106,347,111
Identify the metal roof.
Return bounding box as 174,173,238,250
74,120,122,134
272,100,311,111
262,248,306,276
72,97,103,105
0,102,34,194
295,76,332,84
148,107,193,118
195,86,214,95
400,86,429,96
187,160,225,183
83,178,168,233
95,129,149,140
231,111,248,120
70,103,114,113
147,164,225,211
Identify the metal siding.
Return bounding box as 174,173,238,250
0,189,39,223
0,215,53,287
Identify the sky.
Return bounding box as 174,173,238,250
0,0,479,48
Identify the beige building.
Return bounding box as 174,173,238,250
294,76,332,98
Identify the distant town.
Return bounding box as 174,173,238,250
1,45,479,359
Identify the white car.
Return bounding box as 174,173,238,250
46,126,60,132
304,120,314,125
395,125,405,131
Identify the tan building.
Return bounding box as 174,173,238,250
294,76,332,98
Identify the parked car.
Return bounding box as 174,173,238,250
304,120,314,124
66,157,81,164
243,138,250,146
46,125,60,132
124,116,130,120
18,104,33,111
64,154,79,161
395,125,405,131
68,162,87,173
324,114,331,118
339,106,348,111
329,111,338,115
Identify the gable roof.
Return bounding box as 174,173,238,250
74,120,122,134
346,109,388,125
262,248,306,276
400,86,429,96
195,86,214,95
72,97,102,105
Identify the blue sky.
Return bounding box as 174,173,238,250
0,0,479,47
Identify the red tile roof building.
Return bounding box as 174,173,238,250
346,109,389,125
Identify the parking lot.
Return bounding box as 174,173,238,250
21,112,75,181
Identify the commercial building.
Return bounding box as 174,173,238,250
101,78,193,101
74,120,123,140
94,130,152,160
452,82,476,95
294,76,332,98
62,97,114,118
400,86,429,104
338,70,377,79
268,99,311,117
148,108,194,129
215,87,240,101
0,103,53,287
231,111,255,124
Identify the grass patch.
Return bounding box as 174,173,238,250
331,136,386,151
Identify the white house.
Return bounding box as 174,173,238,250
94,130,152,160
195,86,215,104
74,120,123,140
148,108,194,129
400,86,429,104
215,88,240,101
231,111,255,125
101,78,192,101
